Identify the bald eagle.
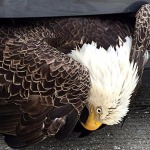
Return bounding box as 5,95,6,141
0,4,149,148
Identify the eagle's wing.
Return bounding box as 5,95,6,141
45,16,134,53
130,4,150,79
0,25,90,148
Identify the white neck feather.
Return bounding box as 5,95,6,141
68,36,139,125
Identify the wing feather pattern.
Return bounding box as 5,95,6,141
0,24,90,148
130,4,150,78
129,4,150,90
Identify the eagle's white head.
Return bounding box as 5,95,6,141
68,36,139,130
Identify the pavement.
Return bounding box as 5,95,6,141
0,60,150,150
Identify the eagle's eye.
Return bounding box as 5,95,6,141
96,107,102,114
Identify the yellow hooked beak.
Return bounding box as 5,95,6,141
81,106,102,131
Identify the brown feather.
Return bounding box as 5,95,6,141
0,4,149,148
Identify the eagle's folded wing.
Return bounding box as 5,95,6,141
0,28,90,148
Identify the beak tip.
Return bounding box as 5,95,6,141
81,122,102,131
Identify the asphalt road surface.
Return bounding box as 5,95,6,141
0,75,150,149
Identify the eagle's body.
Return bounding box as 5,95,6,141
0,4,149,148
